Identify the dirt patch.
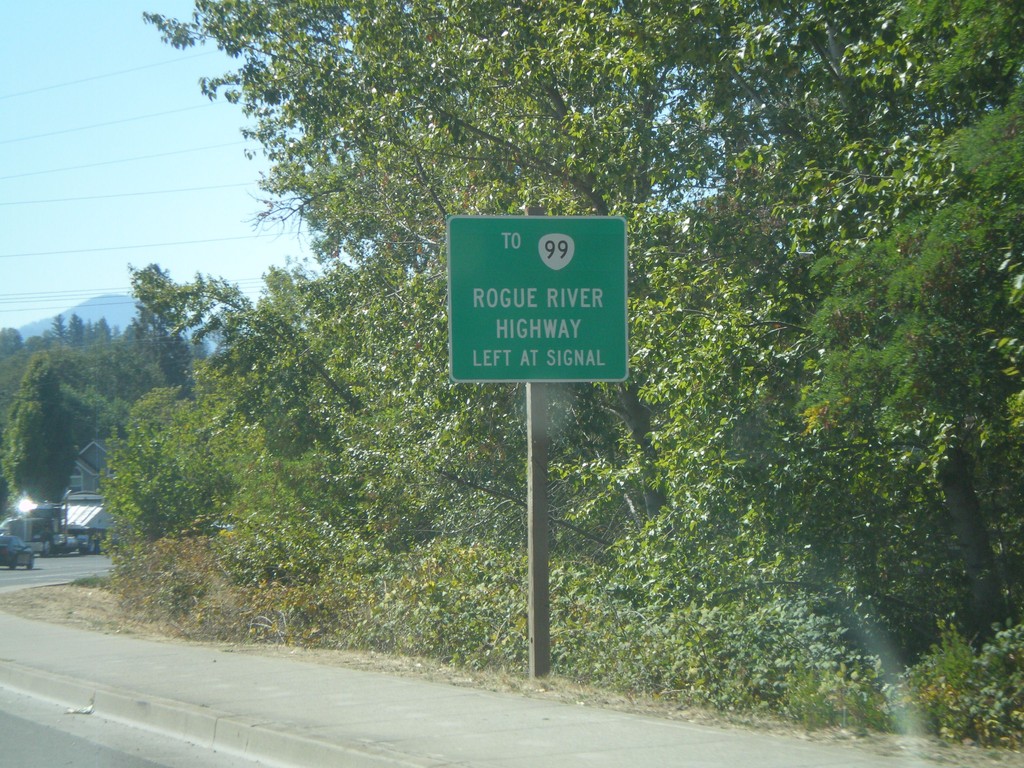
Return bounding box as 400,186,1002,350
0,583,156,636
1,583,1021,768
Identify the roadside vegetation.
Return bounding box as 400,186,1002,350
4,0,1024,748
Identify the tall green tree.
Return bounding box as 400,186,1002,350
67,314,86,348
144,0,711,522
624,0,1024,647
2,353,77,502
49,315,68,345
125,265,195,393
0,329,23,359
803,86,1024,638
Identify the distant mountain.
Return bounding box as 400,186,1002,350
17,294,138,340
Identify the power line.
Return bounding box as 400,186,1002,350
0,279,270,317
0,103,220,145
0,142,245,181
0,289,133,304
0,278,267,304
0,296,137,307
0,182,255,206
0,52,219,101
0,234,279,259
0,297,139,315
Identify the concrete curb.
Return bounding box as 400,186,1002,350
0,661,444,768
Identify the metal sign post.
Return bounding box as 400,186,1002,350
524,206,551,679
526,379,551,677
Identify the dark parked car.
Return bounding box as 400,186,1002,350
0,535,34,569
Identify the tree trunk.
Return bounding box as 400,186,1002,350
615,383,667,518
938,445,1006,641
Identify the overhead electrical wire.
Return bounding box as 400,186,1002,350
0,141,246,181
0,287,135,302
0,296,138,317
0,103,223,145
0,182,255,206
0,278,267,305
0,234,281,260
0,278,270,318
0,51,218,101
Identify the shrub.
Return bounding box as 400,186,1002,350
907,621,1024,746
359,540,527,668
551,574,891,730
216,516,350,588
112,536,228,628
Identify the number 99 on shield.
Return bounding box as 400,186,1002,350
538,233,575,271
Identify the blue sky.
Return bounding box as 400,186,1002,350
0,1,308,332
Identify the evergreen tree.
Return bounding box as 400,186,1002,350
67,314,86,349
49,314,68,345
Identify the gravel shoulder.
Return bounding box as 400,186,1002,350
1,583,1021,768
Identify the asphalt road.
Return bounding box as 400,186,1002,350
0,684,269,768
0,552,111,593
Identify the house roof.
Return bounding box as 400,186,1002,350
76,441,108,477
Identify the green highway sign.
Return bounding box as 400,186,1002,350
448,215,628,382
